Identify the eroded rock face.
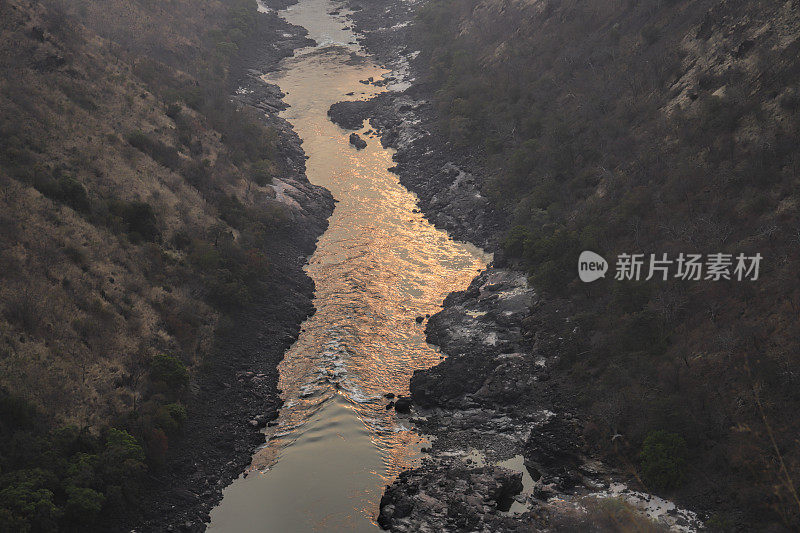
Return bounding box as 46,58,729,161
378,460,534,532
411,269,535,409
523,418,585,492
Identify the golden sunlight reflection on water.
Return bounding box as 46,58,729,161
207,0,489,530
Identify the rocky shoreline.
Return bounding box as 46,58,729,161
119,6,335,532
332,0,703,531
120,0,707,529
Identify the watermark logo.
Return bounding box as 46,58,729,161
578,251,608,283
579,251,762,282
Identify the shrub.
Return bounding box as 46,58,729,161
33,175,91,213
55,177,91,213
508,139,538,182
64,453,99,488
617,310,666,353
639,430,688,491
165,102,182,120
250,159,274,186
503,226,533,259
149,354,189,390
181,160,212,189
178,87,204,110
693,95,750,139
165,403,187,425
525,228,584,295
188,242,222,270
99,429,146,491
64,486,104,524
126,131,182,172
207,275,252,309
170,230,192,250
62,245,86,265
103,428,145,465
109,199,160,242
154,403,187,434
0,391,38,433
551,496,667,532
0,477,60,533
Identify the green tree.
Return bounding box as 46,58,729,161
64,486,104,524
149,354,189,390
100,428,146,484
640,430,688,491
0,475,60,532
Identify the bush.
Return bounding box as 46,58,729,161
639,430,688,491
0,417,160,530
0,390,38,432
149,354,189,390
64,453,99,488
62,245,86,266
250,159,274,186
0,477,60,533
154,403,187,434
103,428,145,465
177,87,204,110
33,175,91,214
525,229,584,295
143,428,169,467
207,275,252,309
64,486,104,524
181,160,212,189
188,242,222,270
165,403,187,425
126,131,182,172
109,199,160,242
165,103,182,120
503,226,533,259
99,429,147,491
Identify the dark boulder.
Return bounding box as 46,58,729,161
523,418,584,490
394,396,412,413
349,132,367,149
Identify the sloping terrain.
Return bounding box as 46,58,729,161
0,0,331,530
336,0,800,529
406,0,800,528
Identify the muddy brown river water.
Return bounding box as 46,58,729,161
206,0,489,530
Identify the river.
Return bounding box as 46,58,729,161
206,0,490,530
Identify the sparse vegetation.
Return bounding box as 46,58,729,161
551,497,668,532
417,0,800,526
0,0,299,528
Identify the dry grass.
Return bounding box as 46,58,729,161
0,0,270,428
550,497,669,533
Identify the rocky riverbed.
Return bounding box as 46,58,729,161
330,0,704,530
124,6,335,532
126,0,706,528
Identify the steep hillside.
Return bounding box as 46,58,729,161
0,0,330,530
406,0,800,528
